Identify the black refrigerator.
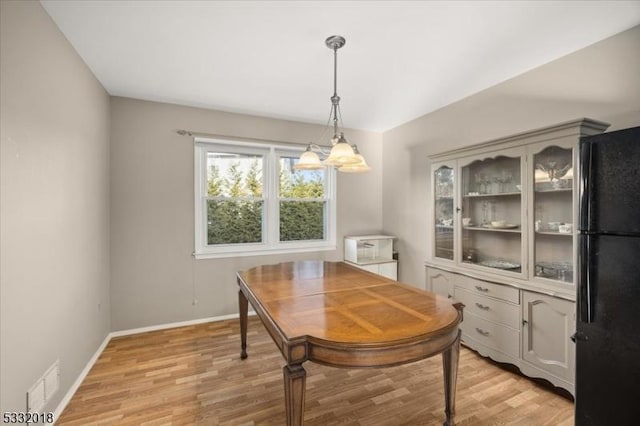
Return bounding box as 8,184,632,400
575,125,640,425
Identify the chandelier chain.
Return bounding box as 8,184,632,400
332,44,340,139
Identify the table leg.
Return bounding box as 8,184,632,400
283,364,306,426
442,330,461,426
239,289,248,359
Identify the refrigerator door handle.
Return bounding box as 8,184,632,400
578,140,592,232
579,234,595,323
570,331,588,343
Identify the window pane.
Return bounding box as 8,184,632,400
279,157,325,199
207,152,263,198
207,200,263,245
196,142,336,256
279,201,325,241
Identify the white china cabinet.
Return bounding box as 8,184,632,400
426,118,609,395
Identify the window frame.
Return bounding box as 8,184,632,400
194,136,337,259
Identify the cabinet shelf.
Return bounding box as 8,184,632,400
536,231,573,236
463,191,521,198
535,188,572,194
534,178,573,193
436,225,454,230
464,226,521,233
462,260,522,273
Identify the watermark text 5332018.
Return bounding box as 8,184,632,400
3,412,54,424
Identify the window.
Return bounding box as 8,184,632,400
194,138,336,258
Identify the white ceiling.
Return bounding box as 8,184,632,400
41,1,640,132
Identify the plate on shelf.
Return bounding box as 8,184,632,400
479,260,521,270
484,223,519,229
536,261,572,271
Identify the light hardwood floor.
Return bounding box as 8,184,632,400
57,317,574,425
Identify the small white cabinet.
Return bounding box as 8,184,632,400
344,235,397,280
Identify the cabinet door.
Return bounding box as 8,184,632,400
378,262,397,281
426,268,455,299
528,141,577,288
431,162,456,262
458,148,526,278
522,291,575,382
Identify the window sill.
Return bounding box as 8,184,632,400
194,244,337,260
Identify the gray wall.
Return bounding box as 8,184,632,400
382,25,640,288
0,0,111,414
109,97,383,331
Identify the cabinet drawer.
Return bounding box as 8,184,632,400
461,312,520,359
458,276,519,304
454,287,520,329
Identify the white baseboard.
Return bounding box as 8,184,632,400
111,311,256,337
53,332,111,422
52,312,255,423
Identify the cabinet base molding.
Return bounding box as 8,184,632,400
462,342,575,398
460,336,518,366
519,360,574,397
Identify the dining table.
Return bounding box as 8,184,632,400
237,260,464,425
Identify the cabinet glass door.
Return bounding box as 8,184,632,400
461,155,523,274
532,146,574,284
434,165,454,260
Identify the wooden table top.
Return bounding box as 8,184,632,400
238,261,461,345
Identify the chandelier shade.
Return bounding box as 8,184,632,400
324,134,359,166
295,148,325,170
337,145,371,173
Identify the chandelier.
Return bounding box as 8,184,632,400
294,36,370,173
